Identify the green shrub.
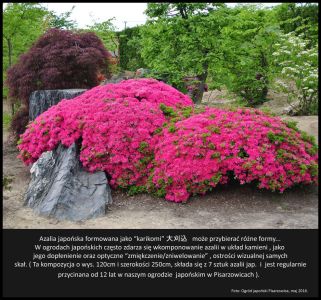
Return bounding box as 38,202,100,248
3,175,13,190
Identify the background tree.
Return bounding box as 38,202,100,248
273,3,318,46
44,6,77,30
140,3,226,103
3,3,46,69
3,3,47,113
217,5,280,106
140,3,318,106
118,26,147,71
87,18,120,72
272,32,318,115
3,3,77,111
6,28,112,137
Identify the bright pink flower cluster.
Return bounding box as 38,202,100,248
18,79,318,202
152,107,318,202
80,99,165,187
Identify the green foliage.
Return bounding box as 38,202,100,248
309,164,318,177
154,187,167,198
3,3,76,99
168,124,177,133
181,106,193,118
272,31,318,115
138,141,149,153
217,5,280,106
86,18,120,73
127,185,146,196
276,149,286,159
153,127,163,135
274,3,318,46
87,18,118,55
145,3,225,19
285,120,299,131
300,131,316,146
3,175,14,191
3,113,12,129
210,152,220,159
119,26,147,71
300,164,308,175
3,74,9,98
45,6,77,29
267,131,285,143
159,103,177,117
211,173,222,184
140,3,228,102
3,4,48,78
238,148,249,158
259,107,276,117
140,3,318,112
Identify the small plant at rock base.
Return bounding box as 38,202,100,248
285,120,299,132
127,185,147,196
3,175,14,191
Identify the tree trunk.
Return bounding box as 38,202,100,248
7,38,12,67
11,103,15,117
260,51,269,100
193,59,209,104
6,38,15,116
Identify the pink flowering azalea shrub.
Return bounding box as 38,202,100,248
18,78,192,188
150,107,318,202
17,79,318,203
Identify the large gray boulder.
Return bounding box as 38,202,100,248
24,143,112,221
29,89,87,120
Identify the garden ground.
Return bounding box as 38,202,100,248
2,95,319,229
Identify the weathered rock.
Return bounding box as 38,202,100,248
101,75,125,84
24,143,112,221
101,71,135,85
135,68,151,77
29,89,87,120
281,116,319,144
283,101,300,115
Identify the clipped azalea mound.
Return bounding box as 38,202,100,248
18,78,192,188
18,79,318,203
151,107,318,202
